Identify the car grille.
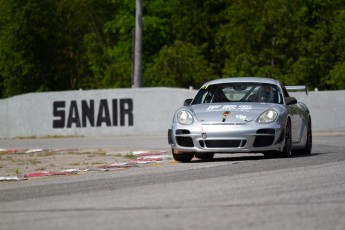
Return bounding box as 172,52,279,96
199,140,246,148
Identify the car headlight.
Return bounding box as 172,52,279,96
257,110,278,123
177,110,194,125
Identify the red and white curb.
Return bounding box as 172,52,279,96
0,176,27,181
0,148,80,154
0,149,28,154
23,171,75,178
0,149,171,181
96,162,139,170
127,150,171,164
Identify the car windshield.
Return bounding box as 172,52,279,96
192,82,283,105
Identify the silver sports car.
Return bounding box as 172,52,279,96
168,77,312,162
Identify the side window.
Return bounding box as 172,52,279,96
282,87,290,97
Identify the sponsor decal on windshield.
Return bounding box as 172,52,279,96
206,105,252,112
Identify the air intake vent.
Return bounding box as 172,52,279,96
203,140,241,148
175,129,191,135
256,129,275,134
176,137,194,147
253,136,274,147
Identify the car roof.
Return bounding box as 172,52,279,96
203,77,281,86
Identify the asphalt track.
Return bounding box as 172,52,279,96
0,133,345,230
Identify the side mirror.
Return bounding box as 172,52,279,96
184,99,193,106
285,97,297,105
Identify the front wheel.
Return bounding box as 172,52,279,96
280,119,292,157
172,149,194,162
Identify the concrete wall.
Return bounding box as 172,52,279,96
0,87,344,138
290,90,345,132
0,88,196,138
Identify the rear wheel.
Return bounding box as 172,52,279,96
172,149,194,162
292,117,312,155
195,153,214,160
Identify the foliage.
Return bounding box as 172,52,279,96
0,0,62,97
144,40,214,88
1,0,345,98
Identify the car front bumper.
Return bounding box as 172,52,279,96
169,122,285,154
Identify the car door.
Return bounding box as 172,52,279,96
288,104,304,143
282,86,303,143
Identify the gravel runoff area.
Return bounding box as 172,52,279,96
0,148,171,179
1,132,344,179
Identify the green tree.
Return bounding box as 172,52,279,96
144,40,214,88
2,0,345,98
214,0,345,89
325,9,345,89
80,0,134,89
287,0,344,88
170,0,229,76
0,0,63,97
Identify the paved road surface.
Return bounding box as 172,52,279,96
0,133,345,230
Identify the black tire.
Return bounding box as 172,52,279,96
292,117,312,155
172,149,194,162
280,119,292,157
195,153,214,160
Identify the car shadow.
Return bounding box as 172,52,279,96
189,152,318,163
190,154,266,163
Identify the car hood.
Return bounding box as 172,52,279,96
190,103,275,123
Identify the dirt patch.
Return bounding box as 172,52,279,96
0,149,136,177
